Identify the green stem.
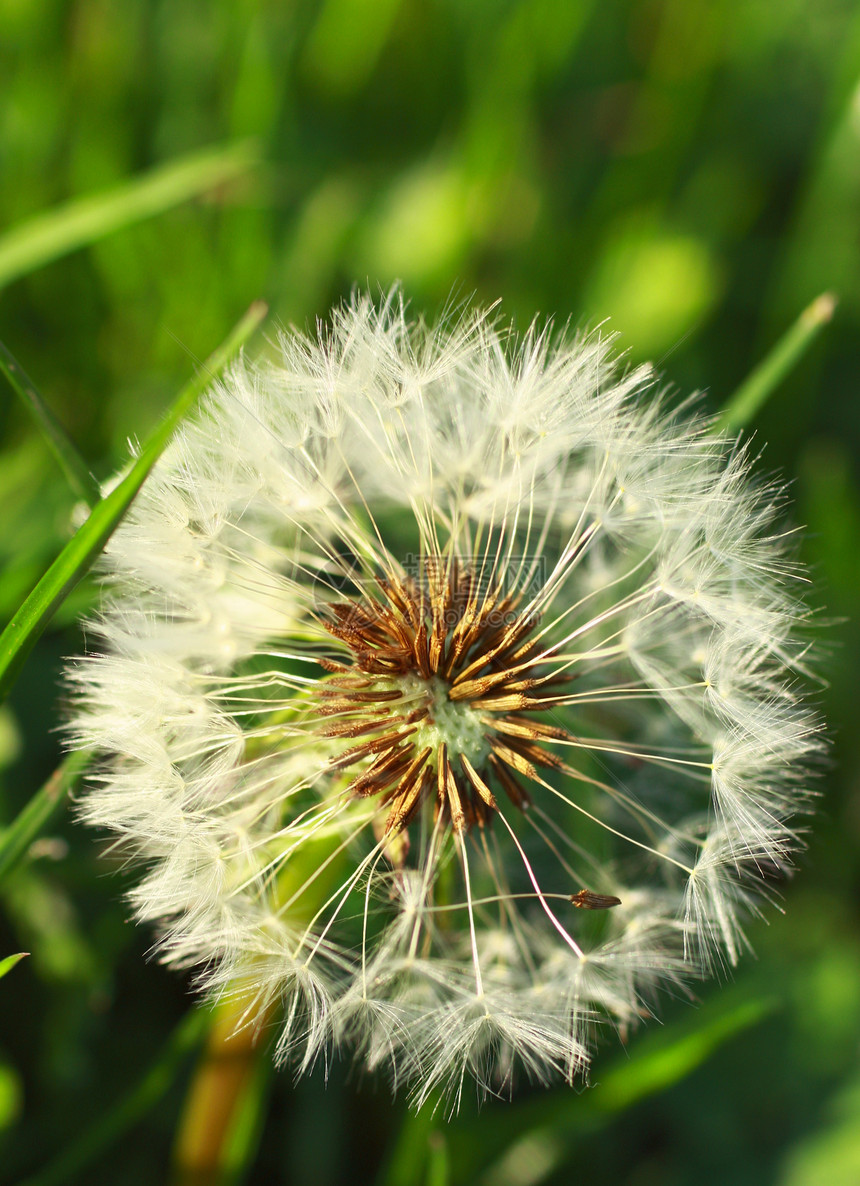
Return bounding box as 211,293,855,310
170,997,274,1186
716,292,837,433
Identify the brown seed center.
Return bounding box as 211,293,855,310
316,557,570,851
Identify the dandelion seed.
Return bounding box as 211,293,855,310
67,289,819,1108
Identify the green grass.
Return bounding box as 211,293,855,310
0,2,857,1185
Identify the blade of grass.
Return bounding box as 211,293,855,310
375,1108,442,1186
0,339,100,506
18,1006,210,1186
446,993,777,1185
716,292,837,433
426,1132,450,1186
591,995,776,1113
0,301,267,704
0,952,28,980
0,140,258,289
0,748,91,884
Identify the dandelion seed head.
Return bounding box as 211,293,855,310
67,288,820,1107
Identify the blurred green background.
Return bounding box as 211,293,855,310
1,1,859,1183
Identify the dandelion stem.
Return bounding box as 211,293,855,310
170,998,274,1186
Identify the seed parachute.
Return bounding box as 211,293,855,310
68,290,819,1109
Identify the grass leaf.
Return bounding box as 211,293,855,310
0,141,258,289
18,1007,210,1186
716,292,837,433
446,994,777,1185
0,952,28,981
0,749,90,885
374,1107,440,1186
0,302,267,704
589,995,775,1114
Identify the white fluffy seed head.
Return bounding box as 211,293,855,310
67,289,821,1108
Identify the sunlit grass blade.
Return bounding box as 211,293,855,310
0,952,28,980
375,1107,440,1186
426,1132,450,1186
0,301,267,704
0,339,100,506
0,141,258,289
0,749,90,884
591,995,776,1113
716,292,837,433
18,1006,210,1186
445,994,777,1185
